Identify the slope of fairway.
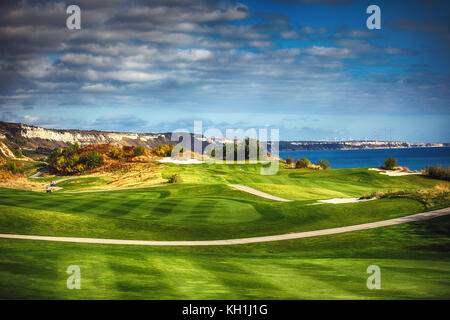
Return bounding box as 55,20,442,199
159,164,444,200
0,185,439,241
0,215,449,299
1,166,448,241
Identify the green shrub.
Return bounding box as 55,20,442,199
295,158,311,169
316,159,330,170
285,157,294,165
383,157,397,170
133,146,147,157
168,174,183,183
62,143,80,157
109,148,124,159
12,149,23,158
424,165,450,181
82,151,104,169
3,161,24,174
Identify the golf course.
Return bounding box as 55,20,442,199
0,162,449,299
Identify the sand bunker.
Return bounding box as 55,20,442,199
317,197,375,204
369,168,421,177
158,157,205,164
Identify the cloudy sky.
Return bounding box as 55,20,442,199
0,0,449,142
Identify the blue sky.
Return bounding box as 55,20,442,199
0,0,449,142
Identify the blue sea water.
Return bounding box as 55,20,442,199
278,147,450,171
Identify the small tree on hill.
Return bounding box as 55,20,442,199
285,157,294,165
133,146,147,157
82,151,104,169
316,159,330,170
295,158,311,169
383,157,397,170
168,174,183,183
110,148,124,159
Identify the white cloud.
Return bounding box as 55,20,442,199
303,46,353,59
80,83,119,92
105,71,167,82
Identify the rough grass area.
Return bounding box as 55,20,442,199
360,184,450,209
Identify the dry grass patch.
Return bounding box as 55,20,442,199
0,173,46,191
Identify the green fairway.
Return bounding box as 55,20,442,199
0,164,449,299
0,215,449,299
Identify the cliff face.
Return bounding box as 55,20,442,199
0,121,177,151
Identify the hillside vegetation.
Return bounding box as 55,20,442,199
47,143,174,175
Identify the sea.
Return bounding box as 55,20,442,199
278,147,450,171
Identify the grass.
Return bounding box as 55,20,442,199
158,164,443,200
0,162,449,299
0,215,449,299
0,183,444,241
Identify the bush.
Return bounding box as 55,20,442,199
153,144,174,157
383,157,397,170
359,185,449,209
424,165,450,181
168,174,183,183
316,159,330,170
109,148,124,160
295,158,311,169
12,149,23,158
133,146,147,157
3,161,24,174
82,151,104,169
48,145,104,174
285,157,294,165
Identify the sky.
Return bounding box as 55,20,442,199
0,0,449,142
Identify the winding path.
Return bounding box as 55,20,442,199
0,207,448,246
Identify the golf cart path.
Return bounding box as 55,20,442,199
0,207,448,246
228,184,293,202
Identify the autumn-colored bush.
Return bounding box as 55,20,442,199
109,147,124,159
153,144,174,157
424,165,450,181
48,144,105,174
3,160,24,174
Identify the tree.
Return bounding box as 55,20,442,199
285,157,294,165
383,157,397,170
82,151,104,169
110,148,124,159
316,159,330,170
295,158,311,169
133,146,147,157
154,144,174,157
168,174,183,183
